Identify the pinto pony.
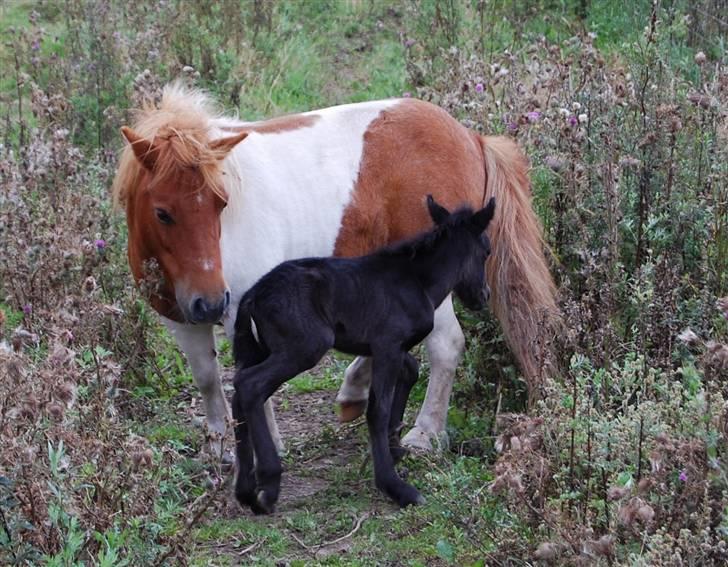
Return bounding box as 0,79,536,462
233,196,496,512
112,83,557,455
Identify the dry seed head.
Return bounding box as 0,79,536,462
56,382,76,404
534,542,561,561
607,485,630,501
47,401,65,420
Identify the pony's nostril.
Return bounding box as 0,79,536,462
191,296,207,320
224,289,231,308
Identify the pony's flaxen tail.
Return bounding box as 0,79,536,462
479,136,560,401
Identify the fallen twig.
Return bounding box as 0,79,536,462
290,511,371,552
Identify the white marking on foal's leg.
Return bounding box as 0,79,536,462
401,295,465,453
163,318,230,459
336,356,372,422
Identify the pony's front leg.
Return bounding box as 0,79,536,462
368,350,424,508
163,318,230,459
401,295,464,452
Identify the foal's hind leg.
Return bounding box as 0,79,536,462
388,353,418,463
235,340,331,514
401,296,465,452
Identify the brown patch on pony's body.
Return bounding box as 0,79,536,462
336,98,558,396
334,99,485,256
219,113,320,135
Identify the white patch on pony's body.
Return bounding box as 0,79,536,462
200,258,215,272
213,100,398,311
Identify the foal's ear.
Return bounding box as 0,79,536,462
209,131,249,157
121,126,160,172
471,197,496,233
427,194,450,225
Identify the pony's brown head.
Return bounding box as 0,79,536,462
115,123,247,324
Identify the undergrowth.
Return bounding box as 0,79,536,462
1,0,726,564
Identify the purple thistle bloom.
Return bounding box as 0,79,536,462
23,304,32,315
404,38,415,48
402,92,411,98
506,121,518,132
568,115,578,127
31,40,40,51
95,239,106,251
475,83,484,93
679,470,688,482
527,111,541,123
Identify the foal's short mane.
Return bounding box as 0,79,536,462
111,83,230,208
381,206,476,258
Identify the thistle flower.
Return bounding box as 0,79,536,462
402,91,411,98
526,111,541,123
95,238,106,251
679,470,688,482
475,82,484,93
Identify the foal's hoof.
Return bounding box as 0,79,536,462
251,489,276,515
398,486,426,508
338,400,367,423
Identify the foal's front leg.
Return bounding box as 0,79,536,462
388,353,419,464
368,350,424,507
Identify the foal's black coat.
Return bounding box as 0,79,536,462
233,195,496,513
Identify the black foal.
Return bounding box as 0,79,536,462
232,195,496,514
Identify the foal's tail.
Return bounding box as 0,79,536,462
479,136,560,401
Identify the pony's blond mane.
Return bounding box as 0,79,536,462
112,83,229,208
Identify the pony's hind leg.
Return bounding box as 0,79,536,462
336,356,371,422
368,349,424,508
401,295,464,452
388,353,418,463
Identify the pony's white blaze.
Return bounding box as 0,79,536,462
214,100,399,318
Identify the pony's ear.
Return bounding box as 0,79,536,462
121,126,160,172
209,131,248,157
471,197,496,233
427,194,450,225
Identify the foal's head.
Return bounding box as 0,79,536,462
118,126,248,323
427,195,496,311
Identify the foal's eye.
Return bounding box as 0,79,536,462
155,208,174,225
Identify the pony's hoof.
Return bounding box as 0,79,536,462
401,426,436,453
251,489,275,515
338,400,367,423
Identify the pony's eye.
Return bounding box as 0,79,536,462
155,208,174,225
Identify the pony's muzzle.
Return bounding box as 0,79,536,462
188,289,231,324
